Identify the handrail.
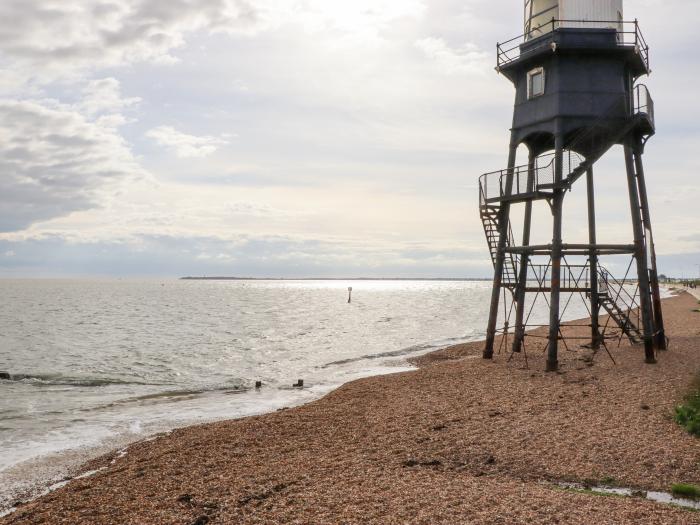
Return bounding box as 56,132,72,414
496,19,649,71
633,83,654,127
598,267,639,311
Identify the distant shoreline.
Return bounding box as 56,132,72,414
180,276,492,281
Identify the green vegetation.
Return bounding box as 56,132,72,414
600,475,617,486
671,483,700,499
675,374,700,437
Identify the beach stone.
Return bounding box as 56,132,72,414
177,494,193,504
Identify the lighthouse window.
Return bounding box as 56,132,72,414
528,67,545,98
525,0,559,39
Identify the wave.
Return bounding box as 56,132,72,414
320,343,439,368
0,372,163,388
127,384,249,402
320,334,480,368
67,383,251,414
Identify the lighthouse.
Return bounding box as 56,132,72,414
480,0,665,370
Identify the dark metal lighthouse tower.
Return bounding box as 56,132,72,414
481,0,666,371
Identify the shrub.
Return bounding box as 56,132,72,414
675,374,700,437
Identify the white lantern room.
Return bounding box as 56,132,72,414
525,0,623,40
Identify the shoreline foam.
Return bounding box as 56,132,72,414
0,333,480,513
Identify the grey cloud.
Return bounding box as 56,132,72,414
678,233,700,243
0,99,143,232
0,0,264,81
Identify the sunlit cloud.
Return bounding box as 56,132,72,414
414,37,489,75
79,77,141,117
146,126,230,158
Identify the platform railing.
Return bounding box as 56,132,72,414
528,264,590,290
496,19,649,72
478,150,585,206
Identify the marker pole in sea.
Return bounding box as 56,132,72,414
347,286,352,304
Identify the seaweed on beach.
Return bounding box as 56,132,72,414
671,483,700,500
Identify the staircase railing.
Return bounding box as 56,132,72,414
480,205,519,286
478,150,585,205
633,84,654,128
598,267,640,312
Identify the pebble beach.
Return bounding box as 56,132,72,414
2,291,699,524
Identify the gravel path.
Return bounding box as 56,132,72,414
2,293,700,524
682,287,700,300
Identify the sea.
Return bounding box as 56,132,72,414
0,278,595,508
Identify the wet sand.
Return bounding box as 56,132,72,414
2,292,700,524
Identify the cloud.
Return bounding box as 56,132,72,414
146,126,229,158
0,0,267,84
414,37,489,75
0,98,144,232
79,77,141,117
290,0,426,39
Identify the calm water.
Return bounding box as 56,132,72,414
0,279,591,506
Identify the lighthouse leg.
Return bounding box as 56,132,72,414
512,150,535,353
632,142,666,350
623,140,656,364
484,141,518,359
546,133,565,372
586,166,601,349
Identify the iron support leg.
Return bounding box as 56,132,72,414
547,135,564,372
484,142,518,359
624,141,656,364
586,167,600,349
512,151,535,353
632,143,666,350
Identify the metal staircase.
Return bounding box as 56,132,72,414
480,205,518,288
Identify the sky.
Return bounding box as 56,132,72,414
0,0,697,278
